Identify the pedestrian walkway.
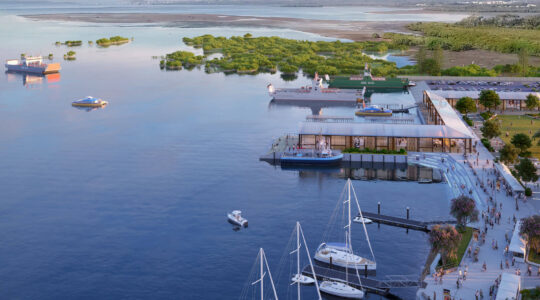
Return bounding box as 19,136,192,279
416,137,540,299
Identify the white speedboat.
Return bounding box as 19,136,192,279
353,216,372,224
227,210,248,227
319,281,364,299
291,273,315,285
314,242,376,271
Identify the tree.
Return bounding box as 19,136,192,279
416,46,427,73
499,144,519,164
481,119,501,139
433,46,444,76
526,94,540,111
518,47,529,76
428,224,462,266
511,133,532,155
455,97,477,116
520,215,540,254
516,158,539,182
478,90,501,112
450,196,479,229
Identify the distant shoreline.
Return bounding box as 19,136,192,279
23,13,412,42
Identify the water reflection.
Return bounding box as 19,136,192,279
277,163,443,183
268,99,356,115
5,71,61,87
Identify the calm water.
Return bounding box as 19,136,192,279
0,10,453,300
0,3,469,22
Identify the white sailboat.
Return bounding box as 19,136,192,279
315,179,376,271
319,230,365,299
289,221,322,299
250,248,279,300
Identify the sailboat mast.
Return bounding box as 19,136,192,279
348,179,352,249
296,222,301,300
260,248,264,300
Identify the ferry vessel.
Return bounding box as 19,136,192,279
328,64,408,89
355,105,392,116
268,73,363,102
72,96,108,107
5,56,60,74
280,148,343,165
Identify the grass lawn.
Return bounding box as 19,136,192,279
438,227,474,269
528,249,540,264
496,115,540,159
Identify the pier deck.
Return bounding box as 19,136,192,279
359,211,456,232
302,265,422,296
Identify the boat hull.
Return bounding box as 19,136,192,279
72,101,108,107
5,63,61,74
319,281,364,299
355,111,392,117
280,154,343,165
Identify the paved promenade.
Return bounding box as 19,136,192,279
416,137,540,299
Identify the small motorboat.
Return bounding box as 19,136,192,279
72,96,108,107
227,210,248,227
319,281,364,299
418,178,433,184
353,216,373,224
408,81,416,87
355,105,392,116
291,273,315,285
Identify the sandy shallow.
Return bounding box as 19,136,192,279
23,13,411,41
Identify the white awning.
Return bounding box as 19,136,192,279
298,121,473,139
509,221,526,255
495,163,526,193
495,273,521,300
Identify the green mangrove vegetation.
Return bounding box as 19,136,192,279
55,40,82,46
163,34,404,75
64,50,76,60
96,36,130,46
386,21,540,55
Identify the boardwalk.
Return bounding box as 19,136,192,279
302,265,422,296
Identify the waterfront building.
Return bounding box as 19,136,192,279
430,90,540,112
296,91,474,153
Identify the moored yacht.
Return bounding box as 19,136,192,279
319,280,364,299
314,242,376,271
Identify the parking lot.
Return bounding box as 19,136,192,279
427,80,540,93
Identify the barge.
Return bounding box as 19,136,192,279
5,56,60,74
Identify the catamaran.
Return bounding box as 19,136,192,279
314,179,376,272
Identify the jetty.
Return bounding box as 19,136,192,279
302,265,422,296
358,206,457,232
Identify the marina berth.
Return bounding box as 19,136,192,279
5,56,61,74
72,96,108,107
268,73,363,102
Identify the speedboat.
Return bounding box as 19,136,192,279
319,281,364,299
72,96,108,107
408,81,416,87
314,243,376,271
355,105,392,116
227,210,248,227
280,149,343,165
291,273,315,285
353,216,372,224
